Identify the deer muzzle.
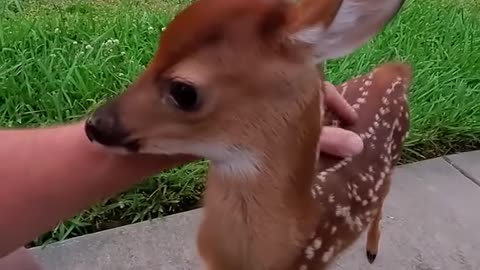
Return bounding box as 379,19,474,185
84,103,140,152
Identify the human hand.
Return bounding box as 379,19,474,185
318,81,364,158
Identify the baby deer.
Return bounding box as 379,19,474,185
84,0,411,269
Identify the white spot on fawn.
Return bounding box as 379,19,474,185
313,238,322,250
353,216,363,232
305,245,315,260
322,246,335,262
375,178,384,192
357,97,366,104
382,97,389,105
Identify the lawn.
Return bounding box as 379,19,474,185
1,0,479,247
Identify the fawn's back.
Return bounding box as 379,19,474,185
294,62,412,269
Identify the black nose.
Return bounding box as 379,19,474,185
85,117,124,147
84,106,138,151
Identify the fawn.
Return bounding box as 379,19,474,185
84,0,412,269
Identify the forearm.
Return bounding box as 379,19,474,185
0,121,194,257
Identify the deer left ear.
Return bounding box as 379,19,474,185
287,0,405,63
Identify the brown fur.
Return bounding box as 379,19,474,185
294,63,412,269
85,0,410,269
288,0,343,32
150,0,291,73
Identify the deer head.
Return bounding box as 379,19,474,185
85,0,405,171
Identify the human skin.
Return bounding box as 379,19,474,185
0,121,196,258
0,247,44,270
320,82,364,157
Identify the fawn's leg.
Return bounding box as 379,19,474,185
366,205,383,264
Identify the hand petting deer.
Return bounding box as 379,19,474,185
84,0,412,269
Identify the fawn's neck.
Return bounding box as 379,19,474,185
201,95,322,269
206,139,319,219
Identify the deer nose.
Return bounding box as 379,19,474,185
84,105,137,151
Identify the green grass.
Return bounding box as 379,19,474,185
1,0,479,246
327,0,480,163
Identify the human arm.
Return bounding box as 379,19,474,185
0,121,196,257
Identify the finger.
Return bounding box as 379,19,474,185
323,81,358,125
318,127,364,157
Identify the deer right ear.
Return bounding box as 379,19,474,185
287,0,405,63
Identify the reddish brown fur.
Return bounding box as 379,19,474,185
108,0,311,144
288,0,343,33
294,62,412,269
85,0,410,269
198,62,412,270
150,0,291,73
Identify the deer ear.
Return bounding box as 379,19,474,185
287,0,405,62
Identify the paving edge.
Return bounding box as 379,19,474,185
30,151,480,252
443,156,480,187
30,209,202,252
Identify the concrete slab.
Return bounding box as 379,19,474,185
445,150,480,186
30,157,480,270
331,157,480,270
31,210,204,270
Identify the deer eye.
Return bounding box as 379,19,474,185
168,80,200,111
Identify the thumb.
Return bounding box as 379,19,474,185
318,127,364,157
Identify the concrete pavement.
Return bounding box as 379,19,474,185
29,152,480,270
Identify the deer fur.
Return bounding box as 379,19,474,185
84,0,411,269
